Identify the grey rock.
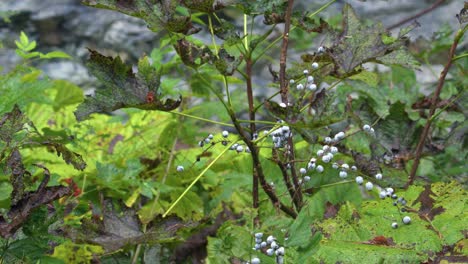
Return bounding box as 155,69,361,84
40,61,95,86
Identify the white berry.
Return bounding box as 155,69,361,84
289,79,295,84
322,155,331,163
308,84,317,91
299,168,307,174
236,145,244,152
324,137,332,143
276,247,285,256
208,134,214,139
296,83,304,90
341,163,349,170
334,131,345,140
260,241,267,248
176,165,184,172
222,130,229,137
255,232,263,239
379,190,387,199
351,165,357,171
266,248,274,256
317,46,325,53
279,102,287,108
392,222,398,229
307,162,315,170
355,176,363,185
266,235,275,244
339,171,348,178
402,216,411,224
363,124,371,131
271,241,279,249
303,69,309,75
316,165,324,173
332,163,339,169
386,188,394,195
330,146,338,154
365,181,373,190
277,256,284,264
307,76,314,83
304,176,311,182
251,257,260,264
375,173,383,180
317,149,324,156
311,62,319,69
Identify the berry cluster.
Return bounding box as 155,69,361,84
296,131,361,184
292,62,320,93
269,123,292,149
249,233,285,264
362,124,375,135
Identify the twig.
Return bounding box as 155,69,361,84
388,0,446,30
407,24,467,187
229,115,297,218
279,0,295,103
242,13,260,225
273,150,299,210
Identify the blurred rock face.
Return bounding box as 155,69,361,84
0,0,463,91
0,0,159,89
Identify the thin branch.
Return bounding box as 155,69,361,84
279,0,295,103
407,24,467,187
388,0,446,30
273,149,299,210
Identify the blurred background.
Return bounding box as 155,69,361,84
0,0,465,92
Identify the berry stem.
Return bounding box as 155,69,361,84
279,0,295,103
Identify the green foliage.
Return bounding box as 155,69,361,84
74,49,181,121
1,2,466,263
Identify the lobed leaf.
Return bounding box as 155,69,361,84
74,49,181,121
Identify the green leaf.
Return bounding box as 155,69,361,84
19,31,29,46
74,49,181,121
52,241,104,264
23,41,37,52
311,240,424,263
376,48,420,69
236,0,286,16
82,0,200,34
0,181,13,202
207,222,251,263
40,51,71,59
213,19,242,46
52,80,84,111
328,4,419,76
213,49,242,76
348,70,379,86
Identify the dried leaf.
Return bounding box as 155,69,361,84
0,165,71,238
82,0,200,34
213,49,242,76
74,49,181,121
0,105,27,143
174,39,213,69
328,4,419,76
412,185,445,221
45,142,87,171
